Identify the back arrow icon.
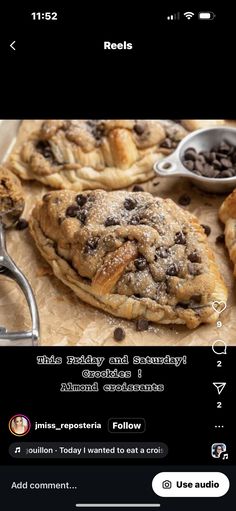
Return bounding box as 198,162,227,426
10,41,16,50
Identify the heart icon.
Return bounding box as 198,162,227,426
212,301,227,314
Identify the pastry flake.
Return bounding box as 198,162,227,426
8,120,187,191
29,189,227,329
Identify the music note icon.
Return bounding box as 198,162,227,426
222,453,229,460
14,446,21,454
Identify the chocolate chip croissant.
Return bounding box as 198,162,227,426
29,189,227,328
9,120,187,191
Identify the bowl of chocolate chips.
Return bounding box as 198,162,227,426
154,127,236,192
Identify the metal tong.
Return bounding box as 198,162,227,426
0,221,40,344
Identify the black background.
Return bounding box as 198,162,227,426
0,4,236,510
0,4,235,118
0,347,234,466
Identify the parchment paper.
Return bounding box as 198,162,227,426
1,120,235,346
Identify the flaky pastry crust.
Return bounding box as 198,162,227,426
29,189,227,329
9,120,187,191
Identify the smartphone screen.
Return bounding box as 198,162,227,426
0,6,235,510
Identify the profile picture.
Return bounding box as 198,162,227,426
9,414,31,436
211,443,227,458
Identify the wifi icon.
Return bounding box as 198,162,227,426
184,11,195,19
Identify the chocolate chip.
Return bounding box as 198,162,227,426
105,216,120,227
129,215,140,225
66,205,80,217
184,160,194,171
166,263,178,276
134,123,145,135
134,257,147,271
160,137,172,149
188,251,202,263
184,149,197,161
177,302,189,309
102,235,116,251
77,210,87,224
91,125,105,140
212,170,221,178
219,142,230,154
201,224,211,236
186,147,196,152
36,140,53,159
194,161,204,173
188,263,202,275
124,198,137,210
196,154,206,163
201,151,212,162
206,152,216,162
76,194,87,206
183,142,236,180
178,194,191,206
156,247,169,258
15,218,28,230
202,164,215,178
132,185,144,192
191,294,202,303
220,169,234,178
113,327,126,341
212,159,222,170
216,152,228,159
174,231,186,245
85,237,99,252
215,234,225,244
220,158,232,169
136,318,149,331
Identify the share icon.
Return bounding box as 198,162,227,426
213,382,226,395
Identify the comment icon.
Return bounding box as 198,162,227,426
212,340,227,355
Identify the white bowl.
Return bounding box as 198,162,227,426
154,127,236,193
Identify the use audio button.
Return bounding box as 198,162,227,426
152,472,230,497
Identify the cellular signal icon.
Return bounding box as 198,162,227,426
167,12,180,20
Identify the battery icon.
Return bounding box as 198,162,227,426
198,11,216,20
